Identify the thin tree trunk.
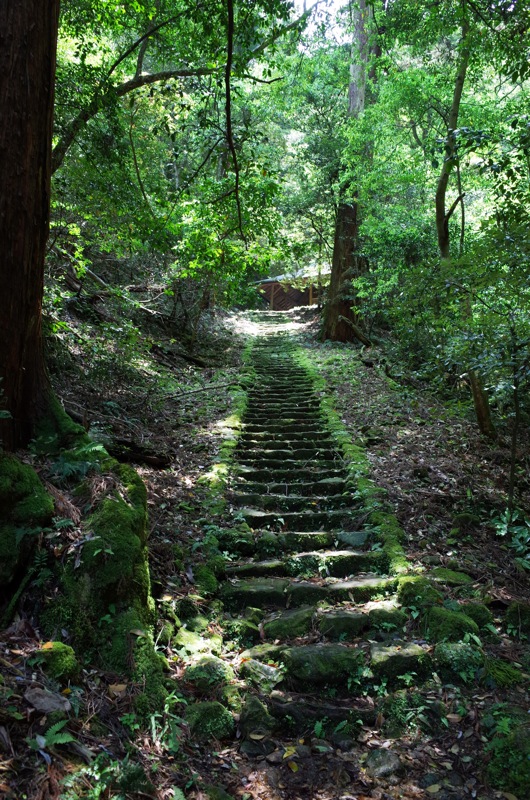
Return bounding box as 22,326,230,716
0,2,60,449
435,20,469,259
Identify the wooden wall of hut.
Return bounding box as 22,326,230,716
260,282,320,311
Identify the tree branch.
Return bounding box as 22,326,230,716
51,67,218,173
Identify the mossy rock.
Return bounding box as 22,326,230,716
371,642,432,684
238,696,276,739
194,565,218,596
264,607,314,640
223,618,261,648
174,628,222,656
176,596,201,621
0,454,54,583
458,602,494,630
216,525,255,557
184,656,235,694
368,604,408,631
397,576,442,608
185,701,235,742
505,601,530,635
255,531,279,558
426,607,479,642
430,567,473,586
318,609,368,639
281,644,364,688
434,642,484,683
37,642,79,681
239,659,284,693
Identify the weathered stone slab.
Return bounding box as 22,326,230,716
263,606,315,640
318,609,369,639
220,578,289,610
370,641,432,683
280,643,365,686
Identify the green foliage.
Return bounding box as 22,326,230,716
27,719,76,752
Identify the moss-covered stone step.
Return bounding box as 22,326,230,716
235,466,347,483
240,507,357,531
241,422,329,435
236,446,340,461
244,403,322,415
226,549,384,581
317,601,408,640
275,643,367,690
285,549,387,578
239,430,333,443
370,641,433,685
262,605,315,638
247,388,316,399
220,574,396,611
240,433,331,445
231,478,349,497
260,599,408,643
230,493,354,513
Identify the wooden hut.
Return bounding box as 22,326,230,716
256,267,330,311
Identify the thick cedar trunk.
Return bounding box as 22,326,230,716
0,2,60,449
322,201,366,342
322,0,372,343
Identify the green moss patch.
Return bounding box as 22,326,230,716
185,701,235,741
397,576,443,608
426,607,479,642
37,641,79,682
0,454,54,584
430,567,473,586
184,656,235,694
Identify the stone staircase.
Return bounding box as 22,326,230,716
217,315,432,745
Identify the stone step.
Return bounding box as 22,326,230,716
239,432,334,444
245,529,371,557
230,478,349,497
242,421,329,433
240,507,357,531
237,439,337,458
235,466,347,482
229,493,352,512
259,599,407,643
225,549,384,580
237,457,342,471
267,691,376,730
220,574,396,610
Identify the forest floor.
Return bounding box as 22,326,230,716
1,305,529,800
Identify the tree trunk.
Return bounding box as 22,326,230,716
0,2,60,449
322,0,373,342
433,12,495,438
322,201,366,342
435,20,469,259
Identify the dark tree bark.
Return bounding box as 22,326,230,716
0,2,61,449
